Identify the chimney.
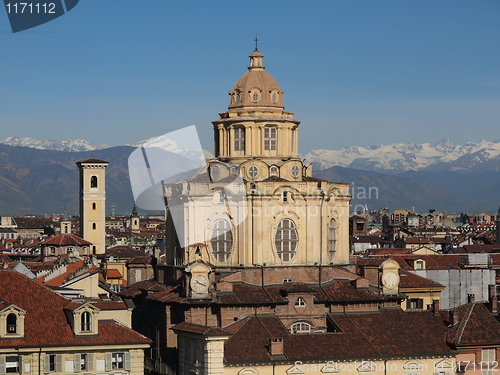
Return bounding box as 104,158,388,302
491,296,498,316
269,338,284,356
468,294,475,303
490,285,498,315
450,310,459,325
432,300,440,315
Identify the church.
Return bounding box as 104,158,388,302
163,45,351,273
120,48,458,375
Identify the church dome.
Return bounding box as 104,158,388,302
228,49,284,109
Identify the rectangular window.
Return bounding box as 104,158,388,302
483,348,496,363
408,298,424,310
264,126,277,151
112,353,124,369
49,355,56,372
234,127,245,152
80,354,87,371
5,356,20,373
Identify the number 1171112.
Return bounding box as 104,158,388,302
5,3,56,13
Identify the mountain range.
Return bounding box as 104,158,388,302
0,137,499,215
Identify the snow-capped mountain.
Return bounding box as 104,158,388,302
305,139,500,173
1,137,110,152
129,135,213,161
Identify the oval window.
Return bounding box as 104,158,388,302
211,165,220,181
248,165,259,179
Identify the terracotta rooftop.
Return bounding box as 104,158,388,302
445,302,500,347
13,217,57,229
399,271,445,289
172,322,231,336
223,309,454,363
101,246,147,259
40,234,92,246
118,279,170,298
0,270,150,348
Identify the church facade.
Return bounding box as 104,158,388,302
164,47,351,271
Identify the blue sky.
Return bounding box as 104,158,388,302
1,1,499,154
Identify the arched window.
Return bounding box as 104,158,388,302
270,166,279,175
90,176,98,188
92,223,96,230
6,313,16,333
283,191,289,203
295,297,306,307
81,311,91,332
264,126,277,151
211,219,233,262
275,219,298,262
328,219,336,253
291,322,311,334
235,91,241,103
92,202,96,210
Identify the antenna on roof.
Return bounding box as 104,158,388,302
254,34,259,51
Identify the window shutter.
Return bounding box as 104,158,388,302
55,355,62,373
418,299,424,309
87,354,94,372
105,353,112,372
124,353,131,371
0,357,5,375
43,356,50,374
18,356,23,375
73,354,81,373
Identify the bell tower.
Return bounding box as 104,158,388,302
76,158,108,255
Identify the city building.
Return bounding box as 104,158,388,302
0,270,151,375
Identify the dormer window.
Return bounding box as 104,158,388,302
6,314,16,333
414,259,426,270
69,303,99,336
291,322,311,334
0,304,26,338
81,311,91,332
